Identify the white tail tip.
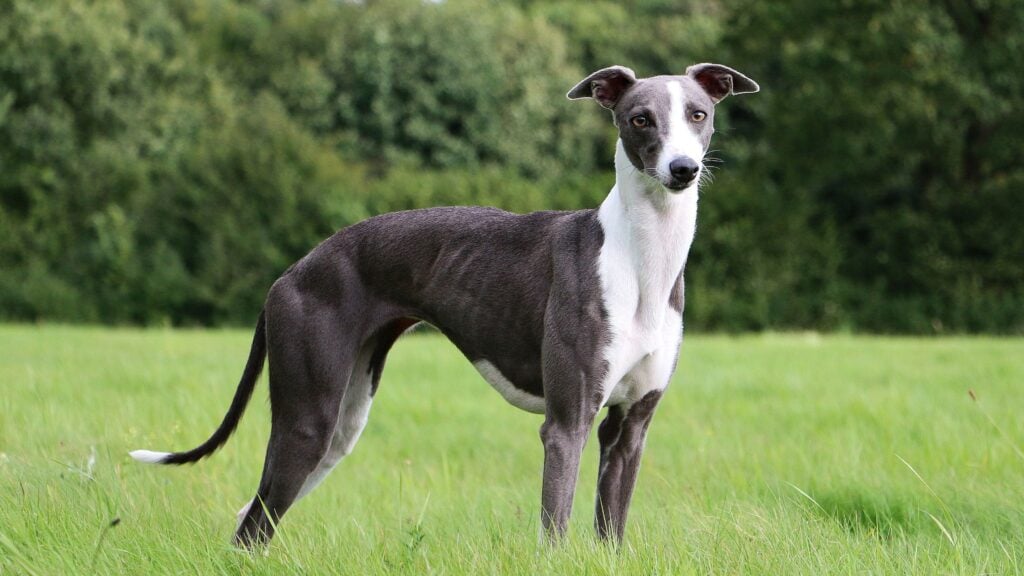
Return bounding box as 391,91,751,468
130,449,171,464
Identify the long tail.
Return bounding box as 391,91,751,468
130,310,267,465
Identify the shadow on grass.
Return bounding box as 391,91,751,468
813,490,923,539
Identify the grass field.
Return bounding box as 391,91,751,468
1,324,1022,574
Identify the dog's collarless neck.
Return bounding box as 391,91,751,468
596,140,699,329
603,140,699,267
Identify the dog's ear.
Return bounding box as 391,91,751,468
685,63,759,103
567,66,637,109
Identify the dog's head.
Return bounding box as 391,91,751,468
568,64,759,191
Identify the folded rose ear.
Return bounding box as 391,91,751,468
566,66,638,109
685,63,760,103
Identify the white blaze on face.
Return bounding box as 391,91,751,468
656,81,704,183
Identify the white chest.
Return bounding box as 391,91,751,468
595,173,697,406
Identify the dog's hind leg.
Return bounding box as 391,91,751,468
294,318,414,500
293,338,374,500
234,313,413,548
233,299,358,549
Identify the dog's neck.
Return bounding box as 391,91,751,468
597,140,699,327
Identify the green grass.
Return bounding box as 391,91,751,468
1,325,1022,575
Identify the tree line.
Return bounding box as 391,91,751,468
1,0,1021,332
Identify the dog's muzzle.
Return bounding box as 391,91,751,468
666,157,700,190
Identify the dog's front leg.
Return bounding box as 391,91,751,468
538,323,602,539
539,410,596,538
594,389,663,542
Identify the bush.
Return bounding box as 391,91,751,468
0,0,1020,332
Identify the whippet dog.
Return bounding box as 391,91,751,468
131,63,759,548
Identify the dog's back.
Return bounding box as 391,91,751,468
284,206,604,399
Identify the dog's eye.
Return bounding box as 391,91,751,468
630,115,649,128
690,111,707,122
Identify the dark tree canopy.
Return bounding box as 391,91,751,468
0,0,1020,332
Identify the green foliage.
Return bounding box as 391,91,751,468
0,0,1020,331
719,0,1024,332
324,0,600,176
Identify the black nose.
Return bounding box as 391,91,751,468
669,157,700,182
